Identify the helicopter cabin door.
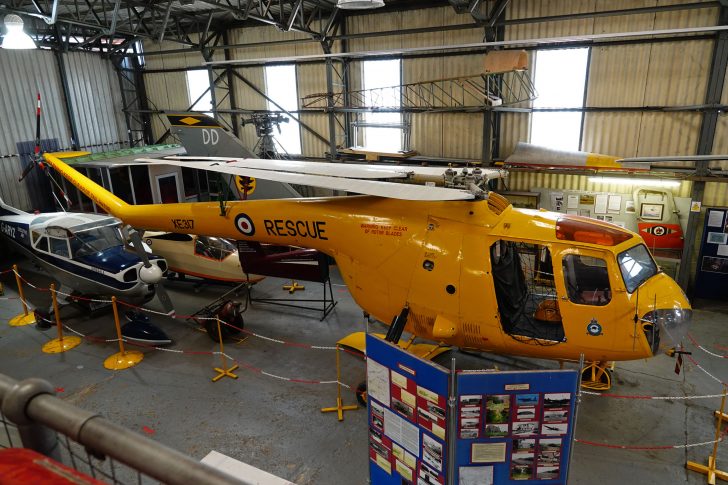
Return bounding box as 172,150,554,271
405,216,463,339
554,247,620,352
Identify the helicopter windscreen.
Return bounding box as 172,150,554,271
71,224,124,257
195,236,236,261
617,244,658,293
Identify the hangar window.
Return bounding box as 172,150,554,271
562,254,611,306
531,48,589,151
361,59,402,152
264,64,302,155
185,69,213,115
490,240,564,343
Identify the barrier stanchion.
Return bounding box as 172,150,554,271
104,296,144,370
212,318,238,382
42,283,81,353
282,280,305,294
321,345,358,421
9,264,35,326
687,388,728,483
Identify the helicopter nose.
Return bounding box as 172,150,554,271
139,264,163,284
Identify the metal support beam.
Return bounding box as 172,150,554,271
222,30,240,137
230,70,330,147
325,57,339,159
677,6,728,292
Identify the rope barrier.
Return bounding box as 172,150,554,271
31,304,349,387
687,333,728,359
575,434,725,451
580,390,728,400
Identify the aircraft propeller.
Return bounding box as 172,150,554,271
18,93,44,183
127,229,175,317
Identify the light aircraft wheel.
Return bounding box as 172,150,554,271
580,362,612,391
355,381,368,407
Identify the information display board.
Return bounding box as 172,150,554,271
367,334,450,485
455,370,579,484
694,207,728,299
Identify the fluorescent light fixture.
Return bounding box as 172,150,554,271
337,0,385,9
588,177,681,188
2,15,36,50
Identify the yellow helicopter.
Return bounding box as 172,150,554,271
42,152,691,390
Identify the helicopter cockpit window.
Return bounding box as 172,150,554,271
562,254,611,306
49,237,70,258
490,240,564,344
617,244,658,293
194,236,235,261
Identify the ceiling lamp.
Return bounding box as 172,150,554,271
2,14,36,50
337,0,385,9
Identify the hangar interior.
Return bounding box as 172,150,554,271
0,1,728,484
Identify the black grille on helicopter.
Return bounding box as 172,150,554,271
643,322,661,355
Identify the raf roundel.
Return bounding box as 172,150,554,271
235,213,255,236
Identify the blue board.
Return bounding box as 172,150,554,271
367,334,450,485
455,370,579,484
694,207,728,299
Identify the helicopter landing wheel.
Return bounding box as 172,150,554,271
355,381,368,407
580,362,612,391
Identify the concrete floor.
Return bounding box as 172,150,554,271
0,256,727,484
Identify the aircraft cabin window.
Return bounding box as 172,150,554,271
195,236,234,261
36,236,49,253
49,237,70,258
562,254,611,306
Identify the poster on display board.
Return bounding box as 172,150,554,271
454,370,579,484
367,334,579,484
367,334,450,485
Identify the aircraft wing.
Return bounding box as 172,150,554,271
165,156,504,181
136,157,476,201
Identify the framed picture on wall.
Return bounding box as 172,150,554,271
640,203,664,220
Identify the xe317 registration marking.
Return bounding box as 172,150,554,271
171,219,194,230
264,219,328,240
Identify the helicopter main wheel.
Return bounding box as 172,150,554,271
355,381,368,407
580,362,612,391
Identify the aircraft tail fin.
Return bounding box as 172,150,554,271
167,114,257,159
0,198,27,216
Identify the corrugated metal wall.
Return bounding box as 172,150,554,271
63,52,127,152
139,2,726,164
0,49,125,211
506,171,693,199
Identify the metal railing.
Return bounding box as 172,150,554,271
0,373,253,485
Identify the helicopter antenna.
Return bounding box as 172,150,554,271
632,283,640,351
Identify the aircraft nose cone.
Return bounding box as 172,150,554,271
139,264,163,284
